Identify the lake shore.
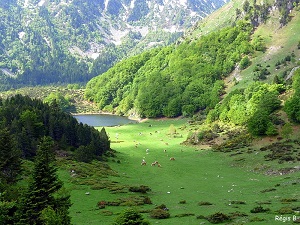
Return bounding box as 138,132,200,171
70,111,147,122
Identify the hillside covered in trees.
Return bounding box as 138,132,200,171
85,20,255,118
0,94,111,223
85,0,300,119
0,94,110,160
85,0,300,137
0,0,227,90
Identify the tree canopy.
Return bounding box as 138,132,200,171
85,20,254,118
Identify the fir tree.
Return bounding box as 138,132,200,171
99,127,110,153
0,128,21,185
17,136,71,225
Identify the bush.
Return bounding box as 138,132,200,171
113,208,150,225
240,56,251,69
150,209,170,219
206,212,231,224
277,207,294,214
250,206,270,213
129,185,151,193
198,201,213,206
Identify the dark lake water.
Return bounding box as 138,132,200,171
73,114,136,127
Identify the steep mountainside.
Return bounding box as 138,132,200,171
84,0,300,120
0,0,227,89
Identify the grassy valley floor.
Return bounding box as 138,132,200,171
59,118,300,225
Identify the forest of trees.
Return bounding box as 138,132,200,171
0,94,110,160
206,82,285,136
85,20,256,118
0,1,187,90
0,94,111,224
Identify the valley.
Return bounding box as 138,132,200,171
0,0,300,224
60,118,300,224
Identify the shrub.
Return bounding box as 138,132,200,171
250,217,265,222
280,198,297,203
142,196,152,205
277,207,294,214
175,213,195,217
250,206,270,213
198,201,213,206
150,209,170,219
230,200,246,205
240,56,251,69
206,212,231,224
113,208,150,225
129,185,151,193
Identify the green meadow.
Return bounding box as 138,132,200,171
60,119,300,224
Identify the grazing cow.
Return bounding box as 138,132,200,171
151,162,156,166
146,149,149,153
170,157,175,161
141,159,146,166
164,149,167,153
157,163,162,167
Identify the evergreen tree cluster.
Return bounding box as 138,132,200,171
0,94,110,159
1,136,72,225
85,20,255,118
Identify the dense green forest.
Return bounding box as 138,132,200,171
0,94,110,160
85,20,256,118
0,94,111,224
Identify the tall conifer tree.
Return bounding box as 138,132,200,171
0,128,21,185
17,136,71,225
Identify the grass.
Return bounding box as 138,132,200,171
231,9,300,92
58,118,300,224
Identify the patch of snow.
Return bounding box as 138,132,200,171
130,0,136,9
38,0,46,7
91,53,100,59
178,0,187,7
163,25,181,33
159,5,164,11
0,68,17,78
43,37,51,48
18,31,26,39
190,11,197,17
24,0,29,8
104,0,109,11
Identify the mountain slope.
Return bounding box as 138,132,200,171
84,0,300,119
0,0,227,90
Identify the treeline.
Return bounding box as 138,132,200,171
0,94,110,160
85,20,257,118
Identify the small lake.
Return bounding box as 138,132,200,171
73,114,136,127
